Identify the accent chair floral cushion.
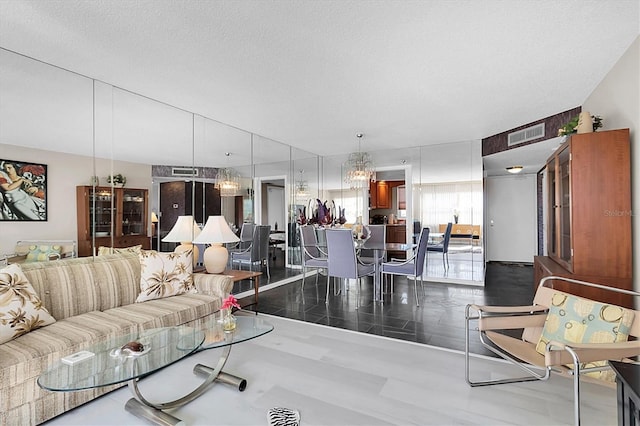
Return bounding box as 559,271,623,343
136,250,195,302
0,263,56,344
25,244,62,262
536,292,635,381
97,245,142,256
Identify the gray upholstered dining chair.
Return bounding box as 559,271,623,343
325,228,375,308
381,227,430,306
299,224,329,291
230,224,271,279
358,224,386,265
427,222,452,270
228,222,254,252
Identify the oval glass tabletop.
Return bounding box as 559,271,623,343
198,313,274,351
38,326,204,392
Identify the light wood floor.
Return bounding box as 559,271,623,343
45,313,617,426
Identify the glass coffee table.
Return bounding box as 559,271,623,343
38,314,273,425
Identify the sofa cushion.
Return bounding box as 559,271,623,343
89,253,141,311
0,310,141,411
20,257,100,320
136,250,195,302
0,264,56,344
25,245,62,263
97,245,142,256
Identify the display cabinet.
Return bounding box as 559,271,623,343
536,128,632,307
76,186,151,257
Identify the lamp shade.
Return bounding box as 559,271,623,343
162,215,201,242
162,215,201,266
193,216,240,274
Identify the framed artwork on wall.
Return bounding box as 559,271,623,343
0,158,48,221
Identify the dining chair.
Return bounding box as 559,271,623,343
427,221,452,270
230,224,271,278
381,227,430,306
325,228,375,308
228,222,254,253
358,224,386,265
299,225,329,291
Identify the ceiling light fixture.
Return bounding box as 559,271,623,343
345,133,376,189
295,169,310,200
215,152,241,197
506,166,524,174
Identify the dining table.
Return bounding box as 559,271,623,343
356,240,416,302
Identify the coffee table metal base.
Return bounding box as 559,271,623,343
124,334,245,425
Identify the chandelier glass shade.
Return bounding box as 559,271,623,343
295,170,310,200
345,134,375,189
215,167,241,197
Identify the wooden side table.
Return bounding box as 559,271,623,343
195,267,262,307
610,361,640,426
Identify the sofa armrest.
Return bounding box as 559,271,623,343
193,273,234,299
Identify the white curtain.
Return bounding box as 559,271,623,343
418,181,483,232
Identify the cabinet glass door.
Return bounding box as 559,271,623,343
122,188,146,236
558,146,571,265
548,162,557,257
90,188,115,237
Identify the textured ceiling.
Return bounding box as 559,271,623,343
0,0,638,159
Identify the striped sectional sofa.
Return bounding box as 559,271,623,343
0,252,233,425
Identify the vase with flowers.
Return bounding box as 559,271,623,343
220,295,241,332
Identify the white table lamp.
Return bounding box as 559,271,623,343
162,215,201,266
193,216,240,273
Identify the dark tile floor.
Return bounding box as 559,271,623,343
234,252,535,357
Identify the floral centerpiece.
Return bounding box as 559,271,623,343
220,295,241,332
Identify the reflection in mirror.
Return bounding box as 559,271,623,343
97,86,193,257
0,49,93,255
419,140,484,284
290,148,319,268
252,134,299,281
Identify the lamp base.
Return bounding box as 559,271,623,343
203,244,228,274
175,243,199,267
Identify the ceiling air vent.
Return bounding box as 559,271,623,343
171,167,198,177
507,123,545,147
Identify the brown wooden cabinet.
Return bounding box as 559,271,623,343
369,181,391,209
535,129,632,307
386,224,407,259
76,186,151,257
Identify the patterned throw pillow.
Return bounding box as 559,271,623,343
0,263,56,344
25,245,62,262
536,292,635,381
97,245,143,256
136,250,195,302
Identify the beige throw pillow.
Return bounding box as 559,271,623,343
97,245,143,256
0,263,56,344
136,250,195,302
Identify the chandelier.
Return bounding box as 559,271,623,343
295,169,310,200
345,133,375,189
215,153,241,197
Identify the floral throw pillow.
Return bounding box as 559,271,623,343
0,263,56,344
136,250,195,302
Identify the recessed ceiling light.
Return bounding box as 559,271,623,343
506,166,524,174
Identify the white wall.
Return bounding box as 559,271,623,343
582,36,639,293
0,143,151,255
